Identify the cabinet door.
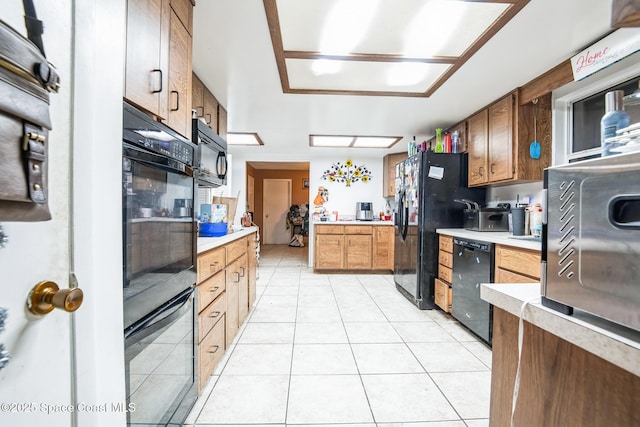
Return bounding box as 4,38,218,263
315,234,344,269
218,104,228,140
124,0,168,118
192,73,204,119
383,153,406,198
166,8,192,138
225,259,240,348
203,89,219,132
345,234,372,270
247,234,257,308
237,253,249,325
488,95,514,182
467,109,489,186
373,226,393,270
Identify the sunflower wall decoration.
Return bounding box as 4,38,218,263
321,160,372,187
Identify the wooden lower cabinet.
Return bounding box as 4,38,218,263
373,226,394,270
490,308,640,426
315,233,344,269
314,224,393,272
435,234,454,313
345,234,372,269
494,244,540,282
196,232,257,392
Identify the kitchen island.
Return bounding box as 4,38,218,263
481,283,640,427
313,220,394,272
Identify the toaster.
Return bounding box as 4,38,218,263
541,151,640,332
463,207,509,231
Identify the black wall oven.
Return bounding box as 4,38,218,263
122,102,197,426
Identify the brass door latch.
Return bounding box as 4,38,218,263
27,280,83,316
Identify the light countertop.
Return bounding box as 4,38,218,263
481,283,640,376
436,228,541,251
197,226,258,253
313,220,393,226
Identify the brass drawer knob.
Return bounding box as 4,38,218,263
28,281,84,316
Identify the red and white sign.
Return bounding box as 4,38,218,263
571,28,640,81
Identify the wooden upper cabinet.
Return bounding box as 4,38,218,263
203,88,219,131
488,94,514,183
170,0,193,34
166,5,192,138
218,104,228,140
383,152,406,198
124,0,169,120
192,73,205,118
611,0,640,27
467,109,489,186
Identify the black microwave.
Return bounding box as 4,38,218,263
192,118,227,187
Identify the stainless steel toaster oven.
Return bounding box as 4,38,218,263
541,151,640,332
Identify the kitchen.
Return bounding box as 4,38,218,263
1,1,640,427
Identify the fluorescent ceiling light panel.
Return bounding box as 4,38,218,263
352,137,401,148
310,135,401,148
226,132,264,145
310,136,354,147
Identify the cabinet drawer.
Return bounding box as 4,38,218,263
197,247,226,283
199,292,226,342
197,271,225,313
344,225,372,235
495,245,540,279
315,225,344,234
439,235,453,253
198,314,225,391
438,264,453,283
438,251,453,269
495,267,540,284
434,278,452,313
226,237,246,263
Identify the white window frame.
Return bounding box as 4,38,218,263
552,52,640,166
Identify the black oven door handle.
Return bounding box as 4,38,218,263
124,287,193,343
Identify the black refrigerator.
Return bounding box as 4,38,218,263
393,152,485,309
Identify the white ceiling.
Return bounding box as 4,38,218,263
192,0,613,160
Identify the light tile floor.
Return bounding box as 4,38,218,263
184,244,492,427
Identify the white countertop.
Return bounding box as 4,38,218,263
197,226,258,253
481,283,640,376
436,228,541,251
313,220,393,226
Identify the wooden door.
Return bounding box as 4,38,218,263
488,94,514,182
467,109,489,186
166,7,192,138
124,0,168,118
263,179,291,245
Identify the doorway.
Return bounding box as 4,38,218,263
263,179,292,244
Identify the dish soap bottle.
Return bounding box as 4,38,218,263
434,128,444,153
601,90,629,156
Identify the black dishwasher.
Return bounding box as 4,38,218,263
452,237,494,345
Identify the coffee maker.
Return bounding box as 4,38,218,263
356,202,373,221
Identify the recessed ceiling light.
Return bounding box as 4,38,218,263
310,135,402,148
226,132,264,146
